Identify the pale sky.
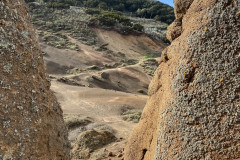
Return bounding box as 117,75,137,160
159,0,174,7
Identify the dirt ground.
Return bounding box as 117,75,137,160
41,28,166,159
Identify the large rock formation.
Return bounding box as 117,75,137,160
0,0,70,159
125,0,240,159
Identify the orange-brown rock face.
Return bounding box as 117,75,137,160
125,0,240,159
0,0,70,159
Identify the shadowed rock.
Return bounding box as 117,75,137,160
125,0,240,159
0,0,70,159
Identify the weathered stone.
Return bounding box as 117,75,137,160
0,0,70,159
166,18,182,42
71,130,116,159
101,72,110,79
125,0,240,159
173,0,194,19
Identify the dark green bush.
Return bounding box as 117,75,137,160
85,8,101,15
46,2,70,9
119,25,133,34
89,10,132,28
25,0,35,2
98,15,116,26
132,23,144,32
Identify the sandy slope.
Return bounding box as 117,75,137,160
51,80,147,136
95,28,165,59
40,28,166,159
51,80,148,159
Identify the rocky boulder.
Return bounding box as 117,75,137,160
71,130,116,159
0,0,69,159
125,0,240,159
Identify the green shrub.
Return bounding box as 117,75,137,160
132,23,144,32
85,8,101,15
89,10,133,29
98,15,116,26
46,2,70,9
119,25,133,34
122,109,142,123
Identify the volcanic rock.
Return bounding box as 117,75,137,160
0,0,70,159
125,0,240,159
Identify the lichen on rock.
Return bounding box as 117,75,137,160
125,0,240,159
71,130,116,159
0,0,70,159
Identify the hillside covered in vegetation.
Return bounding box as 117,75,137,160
26,0,175,24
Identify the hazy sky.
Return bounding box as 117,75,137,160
159,0,174,7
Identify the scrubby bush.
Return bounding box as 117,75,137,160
86,122,115,134
46,2,70,9
122,109,142,123
133,23,144,32
85,8,101,15
88,10,144,34
94,11,131,26
64,115,92,130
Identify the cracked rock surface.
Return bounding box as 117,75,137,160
0,0,70,159
125,0,240,159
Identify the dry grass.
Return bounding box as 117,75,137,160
64,115,92,130
122,109,142,123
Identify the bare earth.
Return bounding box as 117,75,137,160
41,28,166,159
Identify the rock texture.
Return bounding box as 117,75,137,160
125,0,240,159
0,0,70,159
71,130,116,159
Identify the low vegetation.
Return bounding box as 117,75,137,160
140,58,159,76
64,115,93,130
86,122,115,134
28,3,98,45
87,9,144,34
32,0,175,24
39,31,79,50
122,109,142,123
27,3,147,45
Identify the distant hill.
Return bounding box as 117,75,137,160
25,0,175,24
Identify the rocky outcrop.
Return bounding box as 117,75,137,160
125,0,240,159
0,0,70,159
71,130,116,159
